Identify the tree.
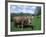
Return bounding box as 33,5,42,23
35,6,41,16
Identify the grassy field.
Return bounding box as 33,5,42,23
10,16,41,32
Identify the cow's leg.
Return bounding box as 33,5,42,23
21,22,23,30
14,22,16,27
19,25,22,30
17,25,20,30
30,25,33,30
17,23,22,30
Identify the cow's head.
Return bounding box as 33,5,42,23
26,16,34,25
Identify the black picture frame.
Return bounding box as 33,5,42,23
5,1,45,36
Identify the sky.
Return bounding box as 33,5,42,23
10,5,36,14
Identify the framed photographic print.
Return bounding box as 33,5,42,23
5,1,45,36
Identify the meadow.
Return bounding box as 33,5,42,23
10,15,41,32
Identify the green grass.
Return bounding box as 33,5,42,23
32,16,41,31
11,22,32,32
10,16,41,32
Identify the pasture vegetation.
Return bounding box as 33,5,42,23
11,15,41,32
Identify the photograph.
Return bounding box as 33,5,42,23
7,2,45,35
10,4,41,31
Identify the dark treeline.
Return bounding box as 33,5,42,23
11,13,32,17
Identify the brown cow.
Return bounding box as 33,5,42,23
13,16,33,30
13,16,28,26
